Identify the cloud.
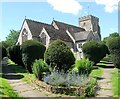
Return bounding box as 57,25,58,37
95,0,119,13
47,0,82,15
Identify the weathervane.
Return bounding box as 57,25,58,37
25,16,27,19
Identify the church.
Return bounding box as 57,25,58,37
16,15,101,59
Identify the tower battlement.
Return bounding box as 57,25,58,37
79,15,99,22
79,15,101,40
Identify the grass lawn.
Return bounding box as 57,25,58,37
0,77,20,98
90,67,104,78
111,68,120,97
89,61,106,78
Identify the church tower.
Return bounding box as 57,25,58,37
79,15,101,40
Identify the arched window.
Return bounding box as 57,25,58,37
22,28,28,43
40,32,46,45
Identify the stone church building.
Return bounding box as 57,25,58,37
16,15,101,59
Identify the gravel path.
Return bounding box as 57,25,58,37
96,62,114,97
1,58,46,98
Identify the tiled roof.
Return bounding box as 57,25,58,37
44,26,72,42
26,19,51,37
74,31,90,41
25,19,88,42
53,20,85,38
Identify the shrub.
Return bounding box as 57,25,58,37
8,45,24,67
43,70,97,97
107,37,120,68
82,41,100,64
32,59,49,80
44,40,75,72
44,70,92,87
72,58,93,75
22,40,46,73
83,41,109,64
85,78,97,97
0,45,7,61
98,41,109,60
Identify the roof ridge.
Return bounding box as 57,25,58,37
53,20,83,29
26,19,51,26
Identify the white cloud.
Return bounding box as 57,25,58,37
95,0,119,13
47,0,82,15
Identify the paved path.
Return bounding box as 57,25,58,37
1,58,46,98
96,62,114,97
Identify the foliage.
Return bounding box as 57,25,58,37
103,32,119,44
98,41,110,59
83,41,108,64
107,37,120,68
4,30,20,48
44,40,75,72
85,78,97,97
72,58,93,75
109,32,119,38
32,59,49,80
0,45,7,61
8,45,24,67
44,70,94,87
0,41,9,49
22,40,46,73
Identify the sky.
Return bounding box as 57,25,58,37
0,0,119,41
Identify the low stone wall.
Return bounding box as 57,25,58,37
30,79,86,96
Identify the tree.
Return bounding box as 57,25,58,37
103,32,119,44
109,32,119,38
5,30,20,48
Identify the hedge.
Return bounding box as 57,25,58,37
22,40,46,73
8,45,24,66
107,37,120,68
83,41,109,64
0,45,7,61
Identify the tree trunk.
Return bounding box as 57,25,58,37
38,72,42,81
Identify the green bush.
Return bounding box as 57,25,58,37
8,45,24,67
83,41,108,64
98,41,109,59
72,58,93,75
85,78,97,97
22,40,46,73
107,37,120,68
44,40,75,72
82,41,100,64
0,45,7,61
32,59,49,80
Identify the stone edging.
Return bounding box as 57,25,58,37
30,79,86,95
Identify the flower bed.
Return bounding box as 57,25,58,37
30,78,97,97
